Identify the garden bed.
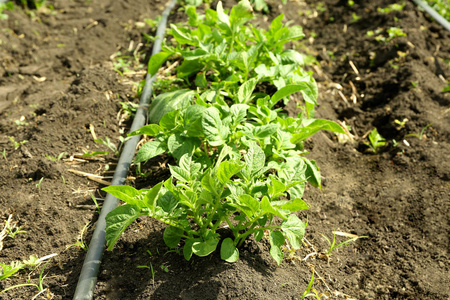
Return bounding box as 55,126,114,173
0,0,449,299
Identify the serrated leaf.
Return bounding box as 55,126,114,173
220,238,239,262
105,204,142,250
281,214,305,249
163,226,184,248
135,140,166,163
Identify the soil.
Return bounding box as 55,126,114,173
0,0,449,299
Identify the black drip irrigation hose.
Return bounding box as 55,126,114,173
73,0,177,299
411,0,450,32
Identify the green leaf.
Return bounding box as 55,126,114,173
201,170,218,195
443,84,450,93
302,158,321,188
177,59,204,78
237,78,257,104
192,232,219,257
183,238,200,261
254,229,264,242
254,124,279,139
159,110,179,131
128,124,162,137
217,161,244,185
179,154,202,178
184,105,207,137
169,165,191,183
143,182,163,209
163,226,184,248
269,176,286,198
202,107,229,146
102,185,139,206
271,83,317,107
241,144,265,180
170,24,194,45
281,198,309,212
269,230,285,265
157,191,178,213
105,204,142,250
220,238,239,262
281,214,305,249
149,90,194,124
167,134,199,160
148,51,173,77
216,1,230,28
238,194,260,216
135,140,166,163
261,196,286,219
230,0,253,30
230,104,249,127
291,119,345,143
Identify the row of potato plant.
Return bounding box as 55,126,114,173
103,0,345,265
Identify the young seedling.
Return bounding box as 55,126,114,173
0,259,51,297
8,136,28,150
406,123,432,140
364,128,386,153
45,152,67,162
90,193,101,215
137,250,156,285
66,222,90,251
320,231,367,257
35,177,44,191
1,149,7,161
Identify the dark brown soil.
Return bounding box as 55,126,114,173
0,0,449,299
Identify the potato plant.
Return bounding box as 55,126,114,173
104,0,345,264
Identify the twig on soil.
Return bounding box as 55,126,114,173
348,60,360,79
68,169,111,185
337,90,349,104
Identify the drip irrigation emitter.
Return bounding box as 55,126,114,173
411,0,450,32
73,0,177,298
